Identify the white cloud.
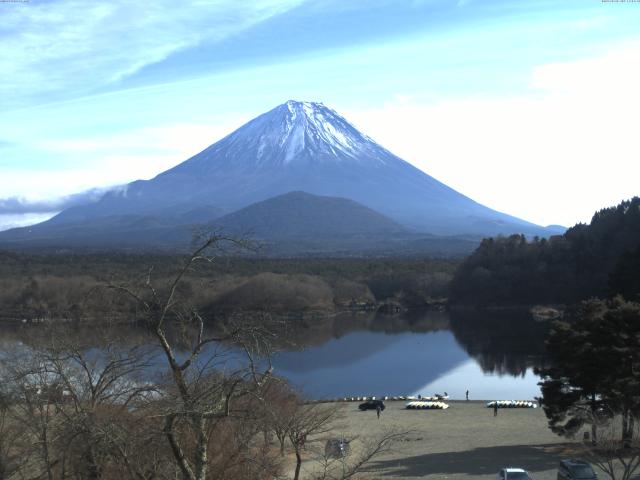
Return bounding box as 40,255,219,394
0,121,240,202
345,41,640,227
0,120,242,229
531,41,640,93
0,213,58,232
0,0,306,109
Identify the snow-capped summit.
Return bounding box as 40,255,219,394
172,100,389,172
13,100,555,239
281,100,380,161
277,100,367,162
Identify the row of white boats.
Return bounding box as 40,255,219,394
486,400,538,408
312,397,538,409
404,400,538,410
405,401,450,410
316,395,450,403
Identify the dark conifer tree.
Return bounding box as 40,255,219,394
451,197,640,305
537,298,640,444
609,245,640,301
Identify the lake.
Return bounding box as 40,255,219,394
269,307,549,400
273,330,542,400
0,307,550,401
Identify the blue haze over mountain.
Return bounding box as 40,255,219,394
0,101,560,250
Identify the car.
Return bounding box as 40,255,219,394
557,459,598,480
325,438,350,458
358,399,385,411
497,468,533,480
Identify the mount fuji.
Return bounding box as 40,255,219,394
0,100,561,252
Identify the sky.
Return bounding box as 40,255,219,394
1,0,639,230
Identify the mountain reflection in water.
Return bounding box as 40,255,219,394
273,330,469,398
0,308,550,400
269,308,549,399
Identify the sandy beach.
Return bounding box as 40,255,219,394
295,400,584,480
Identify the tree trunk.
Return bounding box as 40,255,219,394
590,393,598,445
194,415,208,480
40,418,54,480
164,415,195,480
293,449,302,480
622,410,630,448
85,446,102,480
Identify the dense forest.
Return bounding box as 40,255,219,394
0,252,457,321
450,197,640,305
3,197,639,319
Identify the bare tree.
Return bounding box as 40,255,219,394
110,235,276,480
2,350,65,480
311,429,409,480
286,403,338,480
259,378,300,456
0,326,161,480
0,384,30,480
582,413,640,480
47,340,158,480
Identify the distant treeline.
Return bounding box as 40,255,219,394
450,197,640,305
0,253,458,321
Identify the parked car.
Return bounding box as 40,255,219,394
497,468,533,480
557,459,598,480
325,439,350,458
358,399,385,411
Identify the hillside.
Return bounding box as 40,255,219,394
210,192,485,255
0,191,480,256
450,197,640,305
213,191,406,238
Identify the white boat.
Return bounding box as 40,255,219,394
405,401,450,410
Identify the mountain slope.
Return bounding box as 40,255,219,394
40,100,551,236
207,191,428,255
0,192,481,255
0,100,559,252
213,191,406,238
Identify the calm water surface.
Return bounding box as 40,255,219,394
0,308,549,401
273,329,542,400
269,308,549,400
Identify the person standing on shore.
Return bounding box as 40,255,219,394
376,405,381,419
493,402,498,417
466,390,469,401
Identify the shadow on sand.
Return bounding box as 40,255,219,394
367,443,572,477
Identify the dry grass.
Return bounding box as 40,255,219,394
297,400,583,480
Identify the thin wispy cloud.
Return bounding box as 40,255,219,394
0,213,59,232
0,122,240,205
0,187,109,216
0,0,307,110
0,184,135,231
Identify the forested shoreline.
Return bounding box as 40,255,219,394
0,253,456,323
2,198,639,324
450,197,640,306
